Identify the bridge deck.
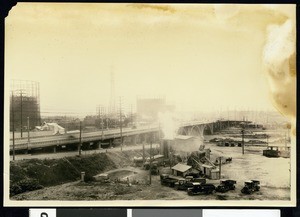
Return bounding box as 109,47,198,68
9,120,239,151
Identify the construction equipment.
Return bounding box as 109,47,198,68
216,179,236,193
241,180,260,194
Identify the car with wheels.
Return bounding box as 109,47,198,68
216,179,236,193
187,183,216,195
241,180,260,194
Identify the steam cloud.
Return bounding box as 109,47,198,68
158,111,179,140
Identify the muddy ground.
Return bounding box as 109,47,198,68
11,142,290,201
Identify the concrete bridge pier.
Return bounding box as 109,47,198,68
133,135,139,145
142,134,148,144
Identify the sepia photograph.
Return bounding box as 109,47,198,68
3,3,296,206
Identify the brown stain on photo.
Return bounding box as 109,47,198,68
128,4,176,14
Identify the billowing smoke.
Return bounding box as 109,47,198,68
158,111,179,140
158,111,204,159
173,136,203,154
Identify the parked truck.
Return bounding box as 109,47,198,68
160,174,181,188
216,179,236,193
174,178,206,191
241,180,260,194
187,183,216,195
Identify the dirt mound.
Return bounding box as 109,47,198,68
10,153,117,196
10,149,152,196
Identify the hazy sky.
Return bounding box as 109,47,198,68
5,3,295,116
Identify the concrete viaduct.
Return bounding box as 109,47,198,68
9,119,244,154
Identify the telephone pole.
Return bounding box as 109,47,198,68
27,116,30,154
78,121,82,156
110,66,116,116
119,97,123,151
219,156,222,178
241,128,245,155
142,141,145,164
149,140,152,185
101,107,104,141
130,104,133,126
20,90,23,137
12,93,15,160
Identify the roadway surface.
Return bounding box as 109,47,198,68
10,143,155,161
9,119,231,152
9,126,159,151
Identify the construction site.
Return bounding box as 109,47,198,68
10,120,291,201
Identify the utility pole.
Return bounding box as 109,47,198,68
158,122,161,154
100,106,104,141
219,156,222,179
142,141,145,164
78,121,82,156
149,140,152,185
12,93,15,160
169,142,172,169
130,104,133,126
96,105,100,128
97,105,104,149
27,116,30,154
119,97,123,151
101,116,104,141
241,128,245,155
20,90,23,138
110,66,116,116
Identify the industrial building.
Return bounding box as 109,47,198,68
171,163,192,177
136,96,175,121
10,80,41,132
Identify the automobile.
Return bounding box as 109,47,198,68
150,163,159,175
184,176,194,182
187,183,216,195
174,179,194,191
192,178,206,184
174,177,206,191
241,180,260,194
216,179,236,193
160,174,178,187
